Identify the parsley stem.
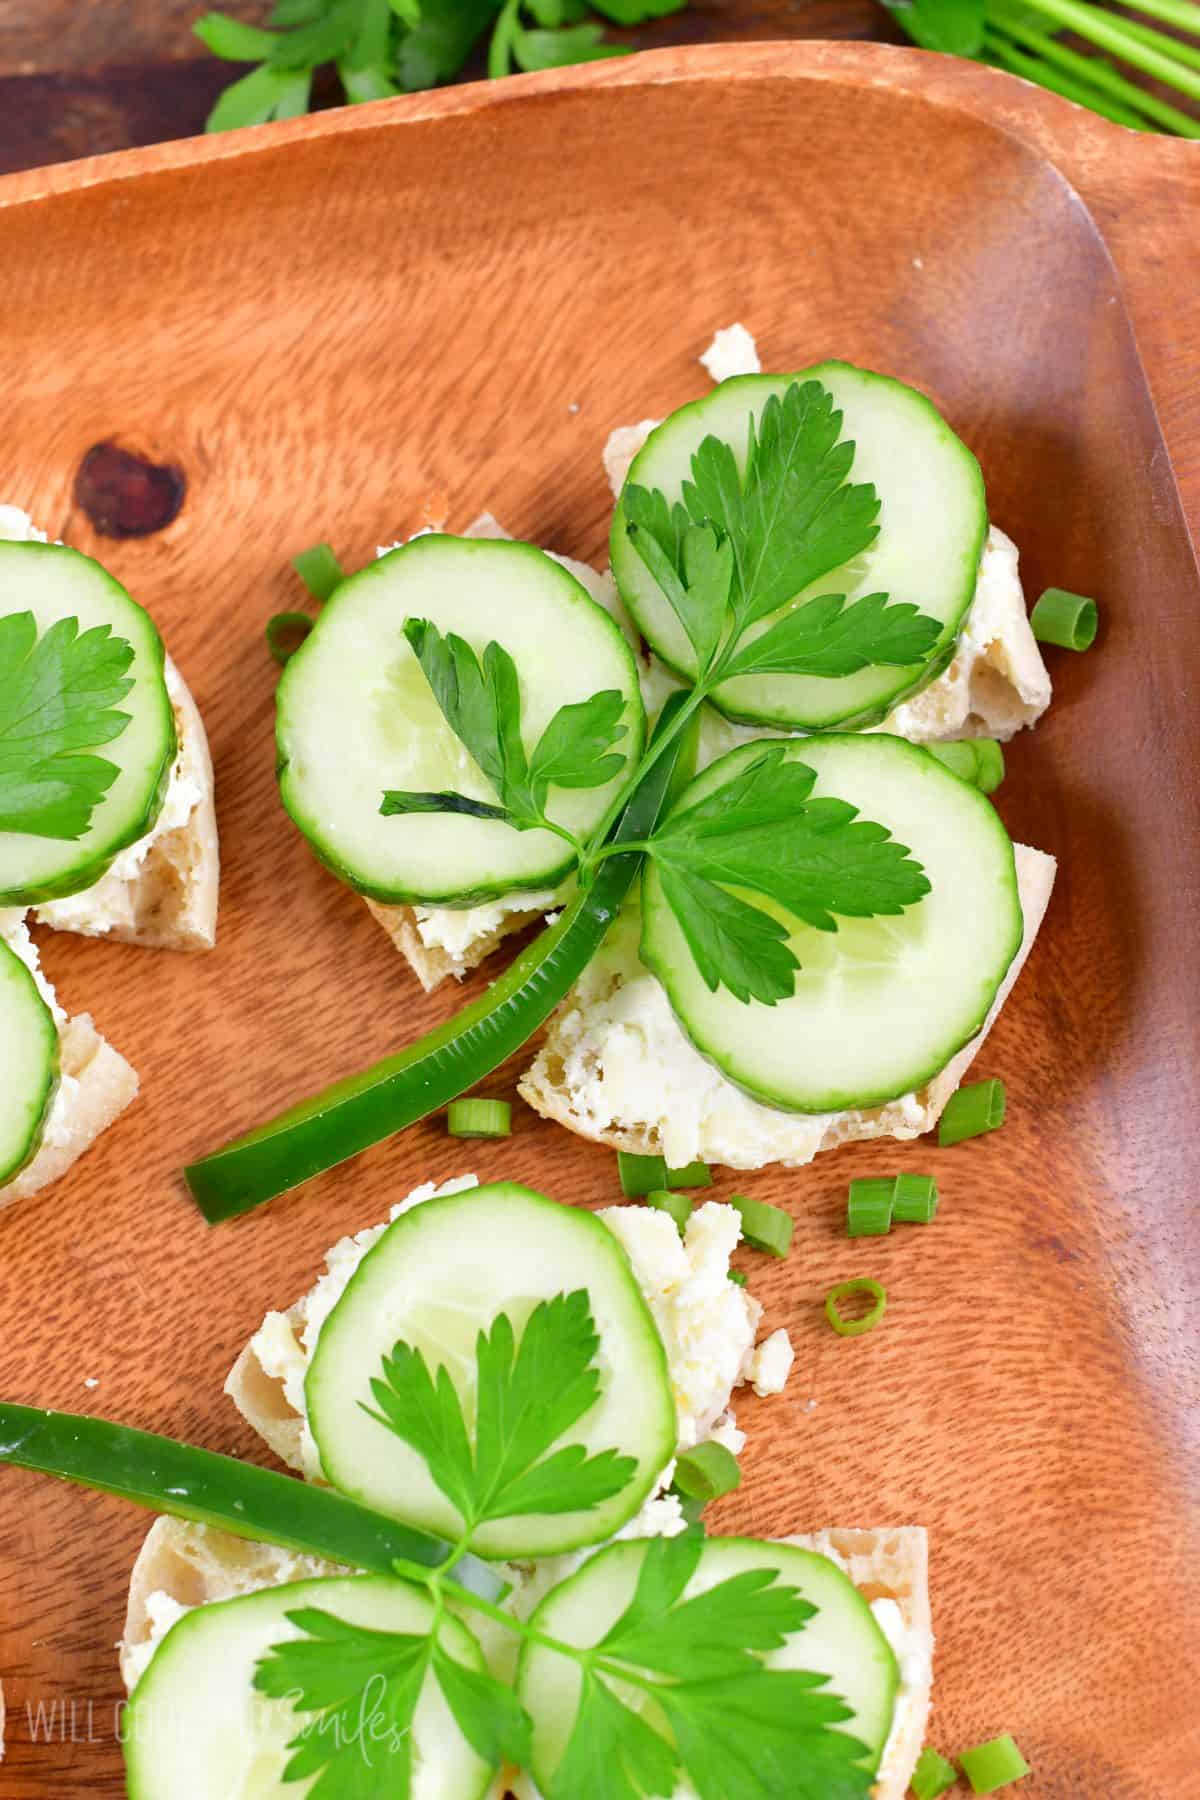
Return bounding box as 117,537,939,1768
440,1576,586,1664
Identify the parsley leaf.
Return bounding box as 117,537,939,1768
0,611,135,842
682,380,882,633
254,1606,428,1793
527,689,628,795
722,589,944,680
548,1535,874,1800
654,864,798,1007
430,1640,533,1769
255,1599,531,1795
624,378,942,685
623,496,732,674
381,618,627,835
364,1290,637,1535
645,747,931,1004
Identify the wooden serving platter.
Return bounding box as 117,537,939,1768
0,41,1197,1798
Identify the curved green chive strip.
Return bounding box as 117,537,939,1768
938,1078,1007,1147
847,1177,895,1237
1030,586,1098,651
672,1440,742,1503
892,1172,939,1224
645,1189,693,1236
291,541,345,603
731,1194,794,1258
728,1269,748,1288
912,1746,960,1799
446,1097,511,1139
825,1278,887,1337
959,1733,1030,1793
185,694,692,1221
0,1404,501,1601
618,1150,668,1196
666,1159,713,1189
265,610,315,666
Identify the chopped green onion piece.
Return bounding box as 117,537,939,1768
730,1194,794,1258
847,1177,894,1237
825,1278,887,1337
666,1159,712,1189
292,541,345,603
728,1269,748,1287
672,1440,742,1502
1030,586,1098,652
925,740,979,783
926,738,1006,795
972,738,1006,795
939,1079,1007,1147
959,1733,1030,1793
892,1173,939,1224
618,1150,668,1196
265,610,314,666
645,1189,692,1235
446,1098,511,1139
912,1746,960,1798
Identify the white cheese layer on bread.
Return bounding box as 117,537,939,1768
226,1176,790,1483
1,504,220,951
519,844,1055,1171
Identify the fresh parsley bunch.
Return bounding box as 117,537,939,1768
253,1288,877,1798
384,379,937,1007
195,0,688,132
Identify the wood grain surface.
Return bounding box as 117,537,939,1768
0,41,1198,1798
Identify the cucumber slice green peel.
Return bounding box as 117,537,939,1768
0,542,177,906
0,1403,501,1601
0,938,60,1188
185,692,693,1221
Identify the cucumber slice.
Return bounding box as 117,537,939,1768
123,1575,494,1800
516,1537,899,1790
641,734,1022,1112
0,542,177,905
610,364,988,730
307,1182,676,1560
277,534,646,905
0,937,58,1186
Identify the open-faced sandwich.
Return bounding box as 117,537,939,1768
183,334,1079,1223
0,506,219,1210
0,1180,931,1797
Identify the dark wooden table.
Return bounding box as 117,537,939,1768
0,0,902,176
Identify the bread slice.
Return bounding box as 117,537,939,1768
519,843,1055,1171
0,1010,138,1212
120,1515,928,1800
119,1515,348,1692
33,655,219,953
